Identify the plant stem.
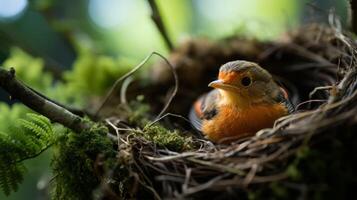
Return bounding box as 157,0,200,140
147,0,174,51
0,67,91,133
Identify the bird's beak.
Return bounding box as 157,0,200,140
208,80,225,88
208,80,238,91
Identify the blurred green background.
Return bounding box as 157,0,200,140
0,0,350,199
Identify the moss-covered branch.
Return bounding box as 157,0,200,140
0,67,90,133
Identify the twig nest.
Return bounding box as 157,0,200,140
103,24,357,199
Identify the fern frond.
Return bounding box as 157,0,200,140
0,113,60,196
20,119,48,139
26,113,52,133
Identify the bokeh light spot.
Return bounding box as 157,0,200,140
0,0,28,20
88,0,136,29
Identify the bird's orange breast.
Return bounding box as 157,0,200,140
201,103,288,142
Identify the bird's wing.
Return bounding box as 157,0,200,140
275,87,295,113
189,90,219,130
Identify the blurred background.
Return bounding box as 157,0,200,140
0,0,350,199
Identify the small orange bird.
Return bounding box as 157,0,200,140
189,60,294,143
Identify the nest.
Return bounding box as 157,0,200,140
99,24,357,199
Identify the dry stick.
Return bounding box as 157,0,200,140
147,113,191,128
187,158,245,176
0,67,90,133
120,76,133,105
242,164,258,186
147,0,174,51
309,85,334,99
95,52,178,121
295,99,327,110
105,119,121,149
180,174,229,196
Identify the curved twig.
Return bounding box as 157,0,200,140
95,52,178,121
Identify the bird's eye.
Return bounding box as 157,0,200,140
241,76,252,86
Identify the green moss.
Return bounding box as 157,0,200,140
127,95,151,126
51,124,116,200
117,97,194,152
142,124,193,152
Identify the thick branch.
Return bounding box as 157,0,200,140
0,67,91,133
147,0,174,51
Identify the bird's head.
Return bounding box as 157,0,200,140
209,60,281,107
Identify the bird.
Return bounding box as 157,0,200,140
189,60,294,143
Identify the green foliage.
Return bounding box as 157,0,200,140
2,48,53,94
0,104,29,133
2,46,134,106
62,48,134,104
1,47,71,106
51,124,116,200
0,113,59,196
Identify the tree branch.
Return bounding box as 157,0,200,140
147,0,174,51
0,67,91,133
